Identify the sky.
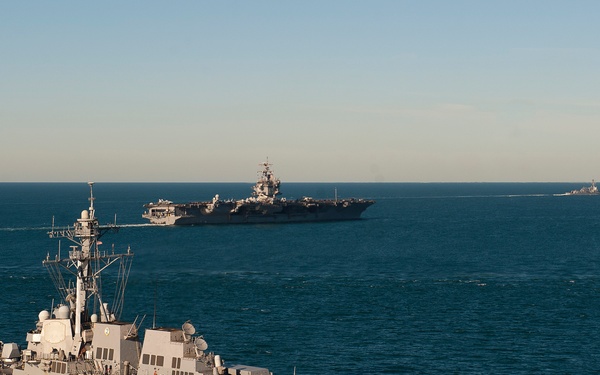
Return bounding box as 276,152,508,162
1,1,599,182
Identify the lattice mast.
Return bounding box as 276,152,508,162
45,182,133,357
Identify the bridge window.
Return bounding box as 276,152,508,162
51,361,66,373
171,357,181,369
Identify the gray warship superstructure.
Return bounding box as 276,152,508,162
0,183,271,375
564,179,599,195
143,162,375,225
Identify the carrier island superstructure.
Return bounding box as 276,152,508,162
143,162,375,225
0,183,271,375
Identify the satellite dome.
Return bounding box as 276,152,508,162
38,310,50,322
81,210,89,219
90,314,98,323
55,305,70,319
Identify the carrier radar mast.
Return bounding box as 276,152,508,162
252,160,281,203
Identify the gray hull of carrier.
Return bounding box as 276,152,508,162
143,198,374,225
143,161,375,226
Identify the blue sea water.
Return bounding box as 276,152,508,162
1,182,600,374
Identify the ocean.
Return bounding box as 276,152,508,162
1,182,600,374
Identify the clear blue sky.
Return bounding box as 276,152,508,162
1,1,599,182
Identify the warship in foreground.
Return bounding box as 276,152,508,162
143,162,375,225
0,183,271,375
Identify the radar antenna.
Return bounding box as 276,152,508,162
182,320,196,341
43,183,133,358
88,182,95,217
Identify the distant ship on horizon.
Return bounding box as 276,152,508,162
560,179,599,196
142,161,375,225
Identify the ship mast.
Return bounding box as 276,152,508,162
252,160,281,203
45,182,133,358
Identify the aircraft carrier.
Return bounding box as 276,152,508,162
142,162,375,225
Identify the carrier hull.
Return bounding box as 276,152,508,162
143,161,375,226
143,199,374,225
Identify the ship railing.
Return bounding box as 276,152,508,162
67,247,129,261
35,351,67,361
69,250,85,260
49,226,100,239
48,228,75,239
